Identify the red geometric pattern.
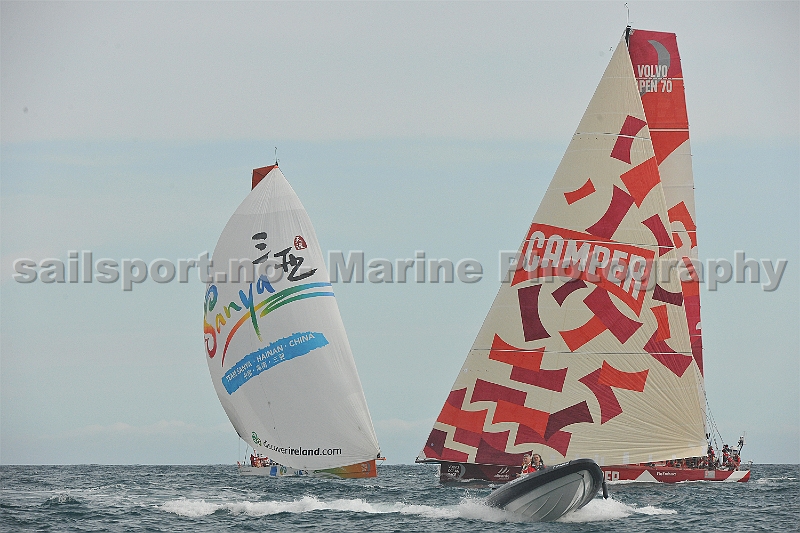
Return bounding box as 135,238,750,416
544,402,593,440
471,379,527,406
650,130,689,165
580,362,648,424
564,178,596,204
552,278,588,306
453,427,483,448
586,186,635,239
436,401,487,434
488,334,542,372
518,285,550,342
422,428,470,462
492,400,548,437
653,284,684,306
486,335,567,392
583,288,643,344
610,115,647,164
598,361,649,392
668,201,697,248
510,366,568,392
641,213,674,255
560,315,607,352
644,331,693,377
620,157,661,207
579,368,622,424
650,304,671,341
515,424,572,456
682,278,703,375
445,388,467,407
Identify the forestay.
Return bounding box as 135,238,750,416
204,166,380,470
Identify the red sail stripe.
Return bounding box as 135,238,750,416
475,431,522,466
453,427,482,448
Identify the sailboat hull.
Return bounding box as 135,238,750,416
602,464,750,483
485,459,604,521
238,459,378,479
437,461,522,483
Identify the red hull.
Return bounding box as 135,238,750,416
602,464,750,483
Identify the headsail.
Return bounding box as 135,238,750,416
418,35,706,471
204,165,380,470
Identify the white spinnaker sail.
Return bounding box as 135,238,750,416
419,37,706,468
204,166,380,470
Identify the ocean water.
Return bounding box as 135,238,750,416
1,464,797,532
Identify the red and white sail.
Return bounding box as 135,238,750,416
628,29,705,377
418,35,707,471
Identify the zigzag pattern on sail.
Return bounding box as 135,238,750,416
419,35,706,469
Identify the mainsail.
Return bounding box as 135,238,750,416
418,33,707,473
204,165,381,471
628,29,705,377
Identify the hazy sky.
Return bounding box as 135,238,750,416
1,1,798,465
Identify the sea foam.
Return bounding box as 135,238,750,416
160,494,672,523
559,496,677,522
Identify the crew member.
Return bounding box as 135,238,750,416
519,454,535,475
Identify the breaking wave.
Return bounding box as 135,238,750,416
559,496,677,522
161,494,674,523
